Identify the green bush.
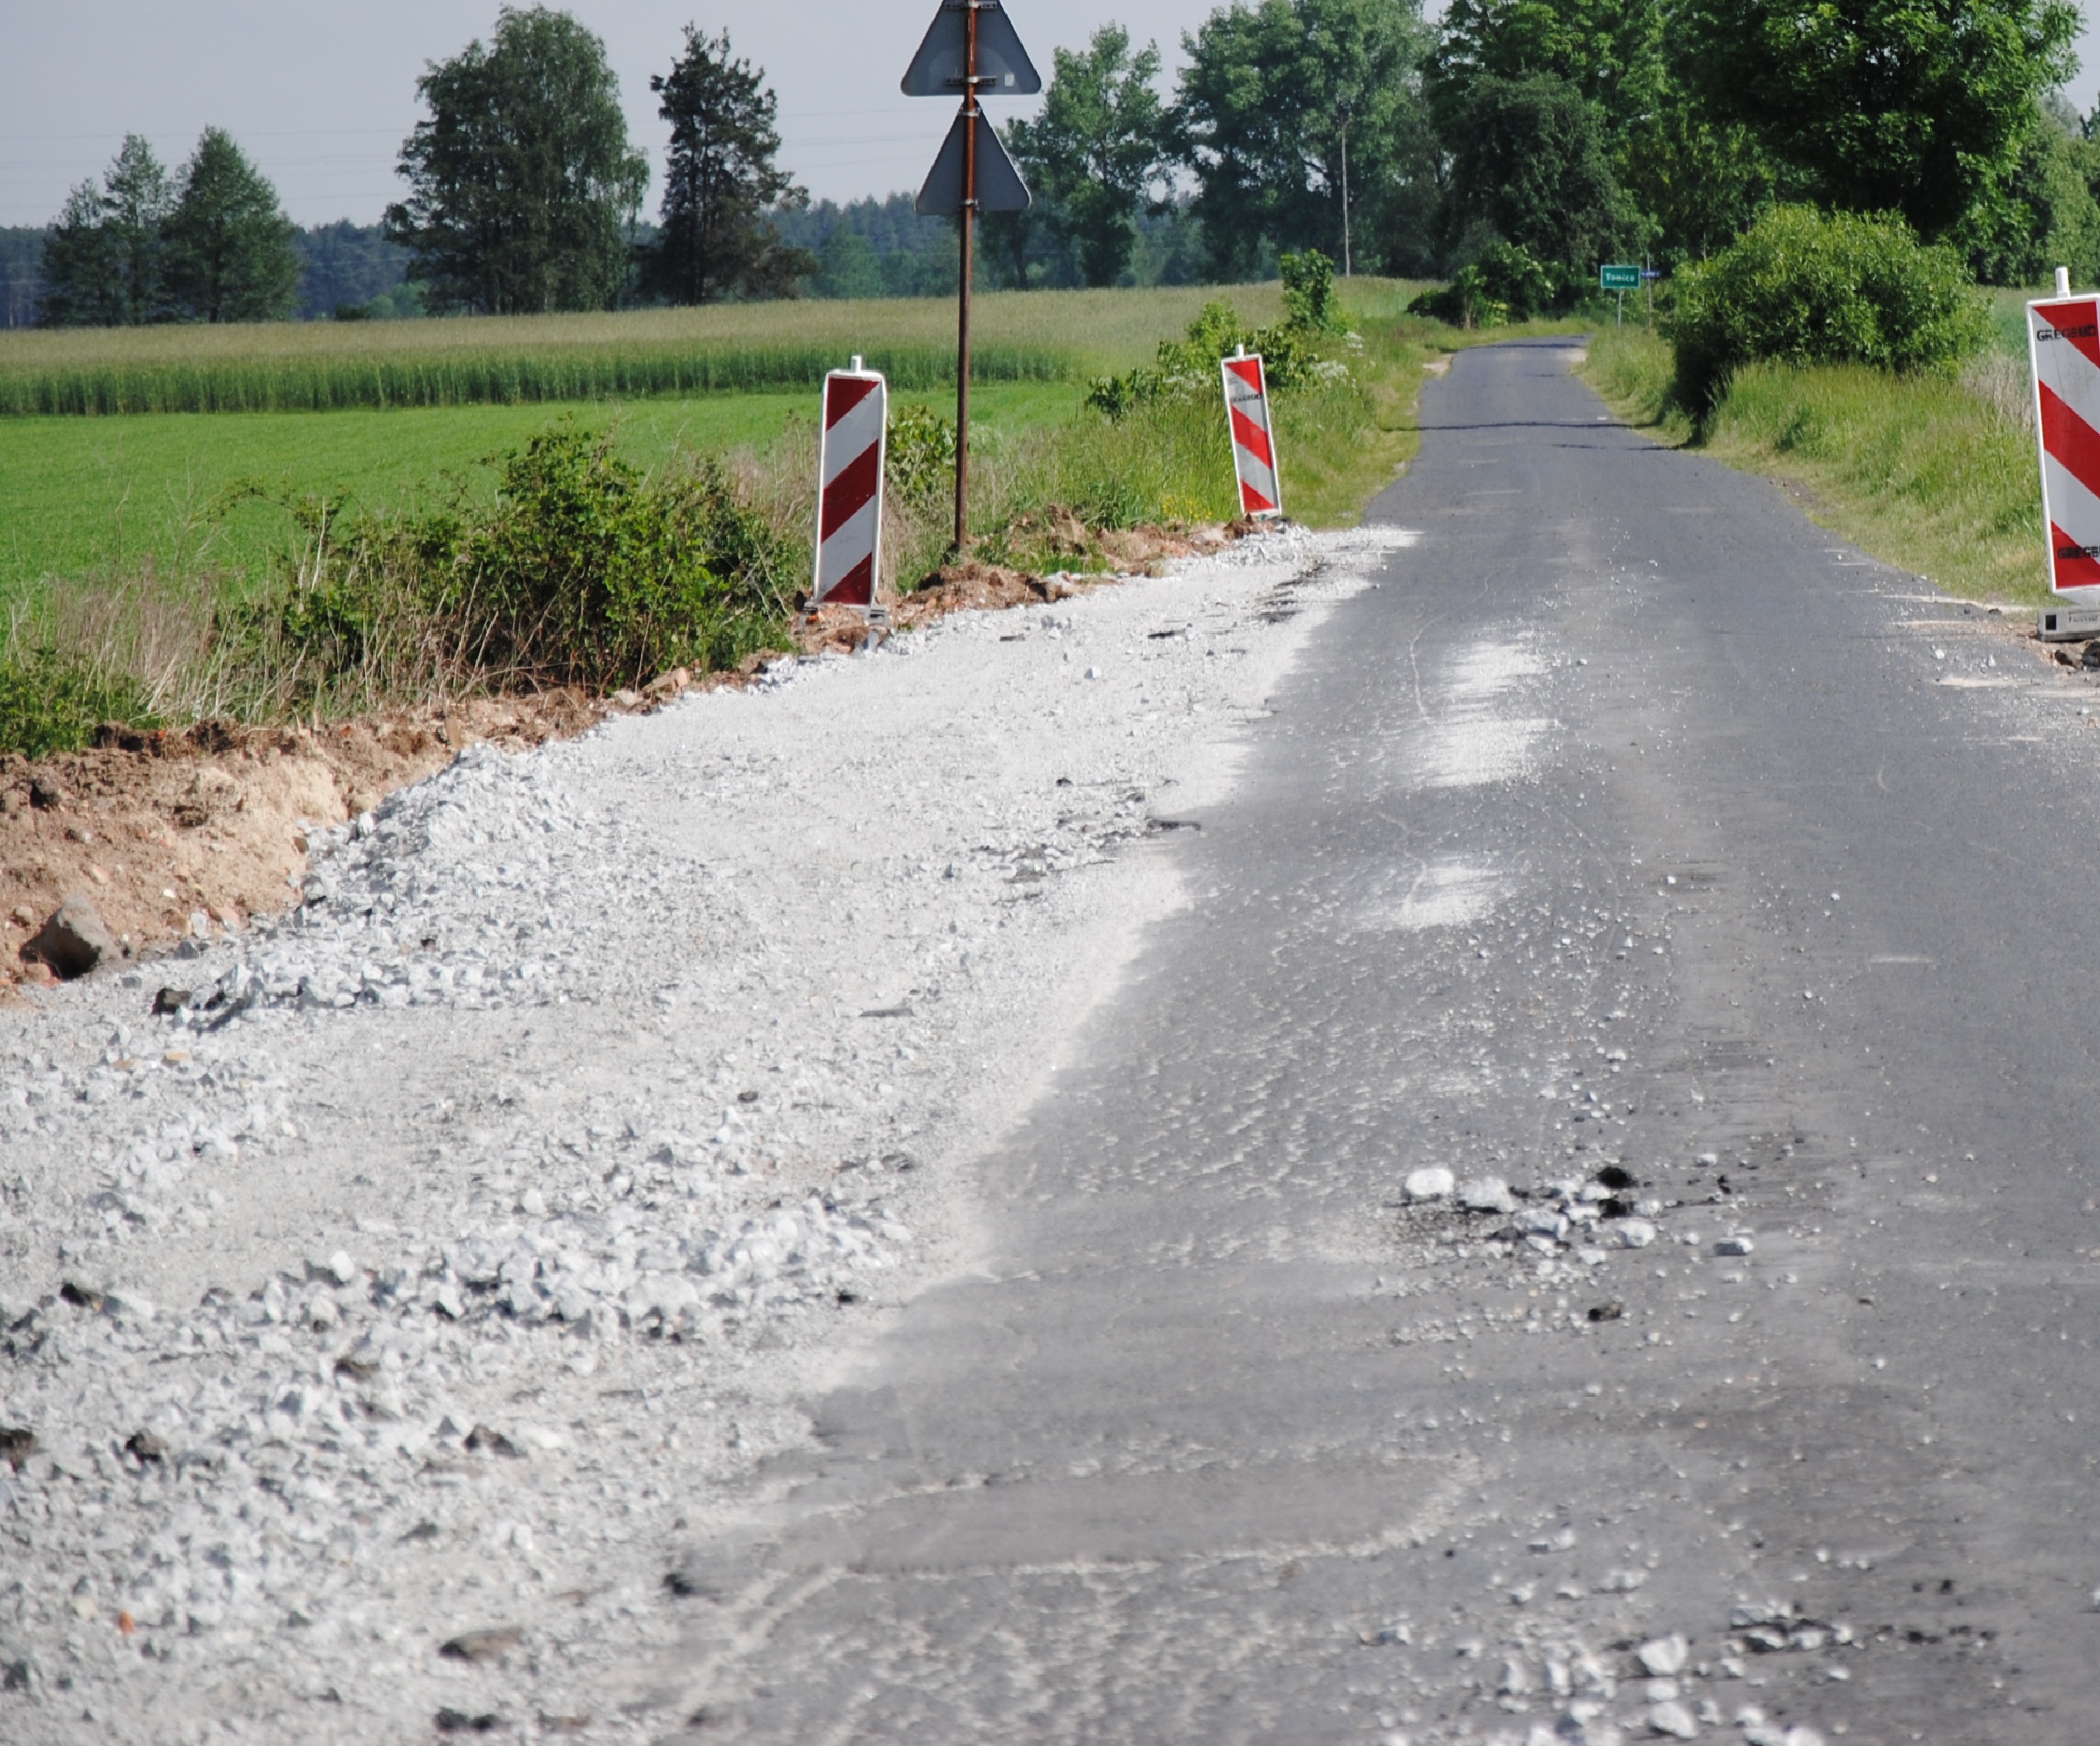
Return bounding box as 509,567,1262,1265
1280,248,1344,335
1409,240,1556,327
885,403,956,503
0,648,158,758
1671,205,1989,410
247,419,798,701
1082,277,1336,420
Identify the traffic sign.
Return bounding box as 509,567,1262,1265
902,0,1040,96
812,361,888,610
1221,352,1283,518
2027,294,2100,596
916,109,1030,216
901,0,1042,553
1599,264,1640,290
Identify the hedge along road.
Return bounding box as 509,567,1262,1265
642,339,2100,1743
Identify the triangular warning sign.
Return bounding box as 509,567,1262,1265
915,109,1032,216
901,0,1041,97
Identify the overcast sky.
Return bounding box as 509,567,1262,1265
6,0,2098,229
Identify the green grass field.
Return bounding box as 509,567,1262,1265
0,282,1428,607
0,381,1080,605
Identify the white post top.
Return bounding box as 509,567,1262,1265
1234,343,1246,359
2058,267,2073,298
851,354,865,373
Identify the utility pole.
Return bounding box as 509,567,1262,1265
1337,109,1353,277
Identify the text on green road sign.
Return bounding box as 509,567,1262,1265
1599,264,1641,290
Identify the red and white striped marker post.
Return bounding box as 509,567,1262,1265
2030,274,2100,596
1221,348,1282,518
812,356,888,610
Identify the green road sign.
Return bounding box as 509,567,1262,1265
1599,264,1641,290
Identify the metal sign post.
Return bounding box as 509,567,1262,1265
1600,263,1640,327
904,1,1038,556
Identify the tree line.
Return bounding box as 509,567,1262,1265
26,0,2097,328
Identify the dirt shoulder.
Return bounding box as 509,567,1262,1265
2,523,1246,994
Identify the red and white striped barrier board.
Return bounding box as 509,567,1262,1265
1221,352,1282,518
2030,295,2100,594
812,361,888,608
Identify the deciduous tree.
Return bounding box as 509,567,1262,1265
386,6,648,314
165,128,301,323
1009,26,1173,288
1438,73,1639,275
1670,0,2079,239
1176,0,1436,282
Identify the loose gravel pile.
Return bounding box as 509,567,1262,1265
0,526,1413,1743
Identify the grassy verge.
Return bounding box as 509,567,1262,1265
1582,325,2048,605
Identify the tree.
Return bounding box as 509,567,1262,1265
1958,96,2100,284
1439,73,1639,274
1425,0,1666,151
1671,0,2079,239
642,27,812,304
36,185,117,328
386,6,648,314
164,128,301,323
1617,94,1788,266
38,136,173,327
1176,0,1436,282
1009,27,1173,287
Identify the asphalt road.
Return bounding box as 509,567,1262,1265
653,340,2100,1744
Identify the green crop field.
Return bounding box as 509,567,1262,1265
0,381,1080,606
0,283,1296,417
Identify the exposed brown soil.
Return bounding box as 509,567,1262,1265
4,523,1240,991
0,680,725,993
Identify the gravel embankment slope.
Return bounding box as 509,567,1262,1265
0,526,1412,1743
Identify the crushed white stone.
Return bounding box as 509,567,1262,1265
0,526,1413,1743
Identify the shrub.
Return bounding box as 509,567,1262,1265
1409,240,1555,328
1670,205,1989,410
1083,278,1336,420
1280,248,1343,335
0,646,158,757
885,403,956,503
246,419,798,702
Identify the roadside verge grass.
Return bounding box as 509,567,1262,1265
1582,326,2049,605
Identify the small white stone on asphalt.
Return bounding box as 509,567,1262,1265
1636,1635,1689,1676
1618,1218,1657,1248
1459,1176,1515,1213
1715,1234,1755,1256
1646,1700,1698,1739
1405,1166,1456,1201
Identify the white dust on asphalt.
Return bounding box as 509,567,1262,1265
0,526,1415,1743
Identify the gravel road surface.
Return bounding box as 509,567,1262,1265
634,341,2100,1746
0,526,1408,1741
